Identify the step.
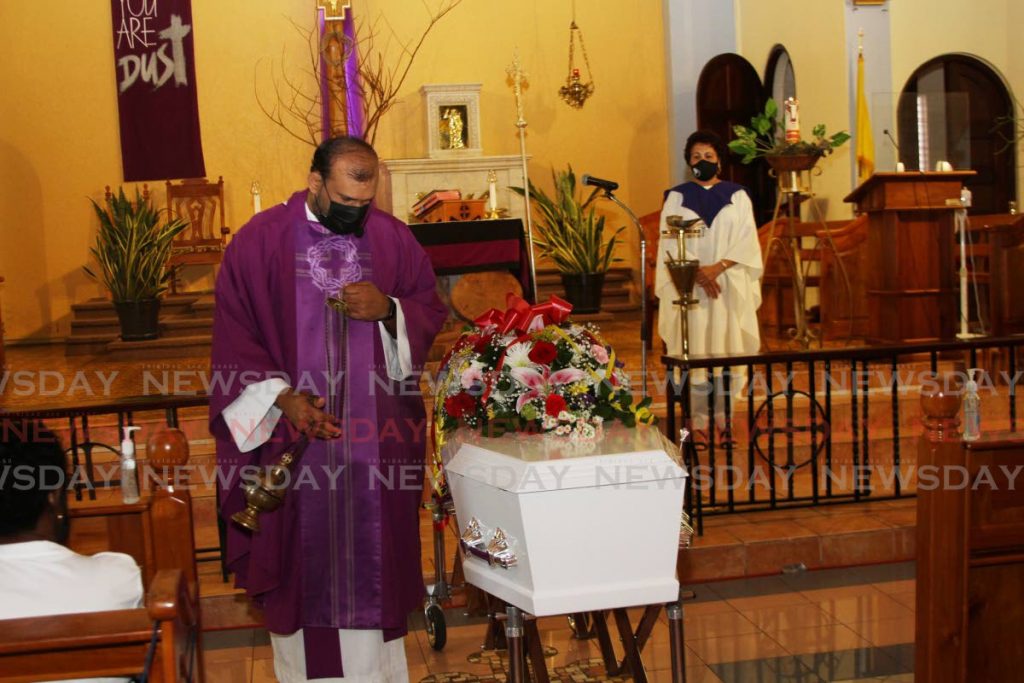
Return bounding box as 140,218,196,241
70,296,201,321
64,333,118,356
106,334,211,361
160,317,214,338
70,316,121,336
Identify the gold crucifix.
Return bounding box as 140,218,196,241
317,0,352,21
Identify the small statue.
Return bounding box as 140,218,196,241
441,108,465,150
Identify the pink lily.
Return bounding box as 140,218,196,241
510,366,586,413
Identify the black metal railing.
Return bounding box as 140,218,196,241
663,336,1024,535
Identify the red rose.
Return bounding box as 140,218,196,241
473,334,494,354
444,392,477,418
545,394,568,417
528,340,558,365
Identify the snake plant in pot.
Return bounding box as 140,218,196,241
511,166,624,313
84,187,188,341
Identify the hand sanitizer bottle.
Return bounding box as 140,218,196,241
121,425,141,504
962,369,981,442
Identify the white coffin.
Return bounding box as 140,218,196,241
443,423,687,616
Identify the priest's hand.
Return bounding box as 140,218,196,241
341,281,392,321
275,389,341,440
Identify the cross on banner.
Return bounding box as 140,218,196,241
317,0,351,21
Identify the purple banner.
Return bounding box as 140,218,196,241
111,0,205,181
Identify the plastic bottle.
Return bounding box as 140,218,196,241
962,369,981,442
121,425,141,504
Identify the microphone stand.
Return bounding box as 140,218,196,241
593,187,648,398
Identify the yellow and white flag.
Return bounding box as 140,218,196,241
856,50,875,183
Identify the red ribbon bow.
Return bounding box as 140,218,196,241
474,293,573,335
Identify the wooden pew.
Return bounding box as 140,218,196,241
0,427,203,681
0,569,197,682
916,388,1024,682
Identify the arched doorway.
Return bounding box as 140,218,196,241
696,53,774,224
897,55,1016,214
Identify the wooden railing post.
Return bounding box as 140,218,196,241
916,379,966,683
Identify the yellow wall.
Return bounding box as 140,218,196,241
736,0,853,220
0,0,669,342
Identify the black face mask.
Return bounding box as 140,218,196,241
691,159,719,182
316,188,370,237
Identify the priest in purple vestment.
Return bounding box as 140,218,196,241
209,136,447,682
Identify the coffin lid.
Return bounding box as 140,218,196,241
443,423,687,493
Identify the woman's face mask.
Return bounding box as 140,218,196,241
691,159,719,181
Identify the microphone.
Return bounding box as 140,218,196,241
581,174,619,192
883,129,900,151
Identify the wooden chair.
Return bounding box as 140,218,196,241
757,215,868,339
966,213,1024,337
0,427,205,681
165,177,230,294
817,214,869,339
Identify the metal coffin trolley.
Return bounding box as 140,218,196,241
443,423,692,683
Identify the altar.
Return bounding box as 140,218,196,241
409,218,533,299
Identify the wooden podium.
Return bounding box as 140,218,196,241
844,172,975,343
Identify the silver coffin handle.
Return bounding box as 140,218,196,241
459,517,518,569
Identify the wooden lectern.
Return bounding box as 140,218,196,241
844,172,975,343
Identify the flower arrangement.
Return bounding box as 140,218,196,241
434,295,655,441
728,98,850,164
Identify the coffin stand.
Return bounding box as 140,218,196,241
444,424,691,683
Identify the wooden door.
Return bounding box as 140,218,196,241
696,53,775,224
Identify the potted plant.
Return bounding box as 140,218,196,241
728,98,850,172
84,187,188,341
511,166,624,313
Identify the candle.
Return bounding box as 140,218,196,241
251,180,262,215
487,171,498,213
784,97,800,143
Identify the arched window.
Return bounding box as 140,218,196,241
765,45,797,107
897,55,1016,214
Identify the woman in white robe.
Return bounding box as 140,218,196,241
655,130,763,433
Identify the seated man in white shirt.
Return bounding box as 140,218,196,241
0,419,144,683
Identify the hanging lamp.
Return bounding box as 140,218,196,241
558,2,594,109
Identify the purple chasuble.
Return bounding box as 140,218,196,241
663,181,749,229
209,191,447,678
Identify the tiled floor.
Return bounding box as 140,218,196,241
203,562,917,683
